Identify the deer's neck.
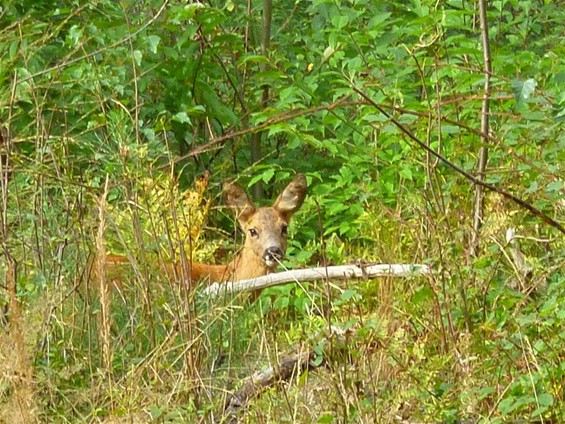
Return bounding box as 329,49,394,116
229,248,271,281
187,246,271,283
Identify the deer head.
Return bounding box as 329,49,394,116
223,174,307,276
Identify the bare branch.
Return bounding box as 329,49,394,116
350,85,565,236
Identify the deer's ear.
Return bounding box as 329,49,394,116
223,180,256,222
273,174,307,221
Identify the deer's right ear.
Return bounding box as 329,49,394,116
223,181,256,222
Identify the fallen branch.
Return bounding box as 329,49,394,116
221,326,350,423
222,349,317,423
202,263,431,298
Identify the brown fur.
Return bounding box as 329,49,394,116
97,174,307,288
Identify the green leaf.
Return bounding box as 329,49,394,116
183,3,205,20
149,405,163,419
195,81,239,126
477,386,496,401
237,54,269,66
498,395,535,415
255,70,286,82
331,15,349,29
172,112,191,124
323,46,335,62
147,35,161,54
339,289,358,302
399,165,413,181
9,41,19,59
497,397,515,415
368,12,391,29
133,50,142,66
440,124,460,135
546,180,564,193
67,24,83,47
511,78,537,105
525,181,538,194
312,348,324,366
261,168,275,183
318,413,335,423
274,296,290,309
412,286,433,304
537,393,553,407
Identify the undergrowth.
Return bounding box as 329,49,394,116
1,0,564,422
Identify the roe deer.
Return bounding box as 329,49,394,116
98,174,307,288
186,173,307,283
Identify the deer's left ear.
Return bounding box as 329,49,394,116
224,181,256,222
273,174,307,221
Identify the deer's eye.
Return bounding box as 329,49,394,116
281,225,288,235
249,228,259,237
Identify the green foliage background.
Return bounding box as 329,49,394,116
0,0,563,422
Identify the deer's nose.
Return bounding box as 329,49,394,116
264,246,283,265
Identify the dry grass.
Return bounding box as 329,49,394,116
0,259,39,424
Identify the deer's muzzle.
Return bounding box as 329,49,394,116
263,246,283,267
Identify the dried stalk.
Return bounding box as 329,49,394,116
95,176,113,376
471,0,493,256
